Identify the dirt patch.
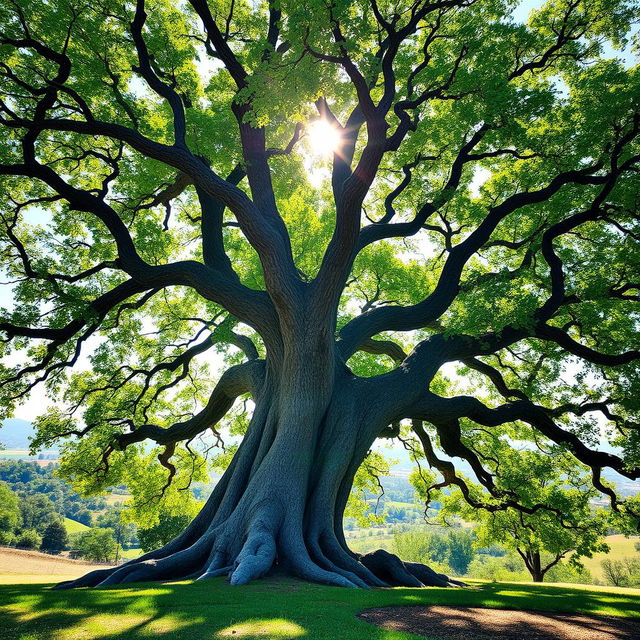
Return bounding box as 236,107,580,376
358,605,640,640
0,546,113,576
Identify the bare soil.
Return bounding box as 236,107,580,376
0,546,113,576
358,605,640,640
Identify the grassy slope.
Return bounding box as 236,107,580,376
582,534,640,580
117,548,142,561
63,518,90,535
1,577,639,640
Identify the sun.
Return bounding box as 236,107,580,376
307,119,342,156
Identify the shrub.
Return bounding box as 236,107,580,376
73,528,117,563
466,554,528,582
545,561,592,584
16,529,42,550
0,530,16,546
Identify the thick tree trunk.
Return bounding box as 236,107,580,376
521,550,545,583
56,357,460,590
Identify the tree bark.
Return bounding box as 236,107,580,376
56,358,459,589
519,549,545,583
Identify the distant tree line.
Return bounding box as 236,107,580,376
0,460,202,563
0,460,107,526
0,480,68,551
0,461,141,563
392,525,596,584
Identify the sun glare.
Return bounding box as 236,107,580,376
307,119,342,156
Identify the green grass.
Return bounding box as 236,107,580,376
116,548,142,561
63,519,90,535
582,534,640,581
2,577,639,640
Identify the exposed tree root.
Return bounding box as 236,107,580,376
359,550,466,588
404,560,467,588
55,535,463,590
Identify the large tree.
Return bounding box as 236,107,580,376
0,0,639,589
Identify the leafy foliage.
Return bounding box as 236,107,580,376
40,519,69,553
72,528,117,563
138,513,193,552
0,481,21,543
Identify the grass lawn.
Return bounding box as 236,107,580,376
1,576,639,640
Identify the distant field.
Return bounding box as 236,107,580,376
582,534,640,581
385,500,421,509
347,532,395,554
64,518,90,534
0,547,112,584
118,548,142,560
0,450,32,459
104,493,130,505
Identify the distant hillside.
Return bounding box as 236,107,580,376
0,418,35,449
64,517,90,534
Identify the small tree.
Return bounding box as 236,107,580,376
447,529,475,576
96,509,138,563
41,520,69,554
0,481,21,544
97,510,137,545
602,559,630,587
601,557,640,587
74,529,117,563
16,529,42,550
418,448,609,582
19,494,57,535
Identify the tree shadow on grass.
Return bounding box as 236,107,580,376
1,578,639,640
389,581,640,618
359,604,640,640
0,578,408,640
